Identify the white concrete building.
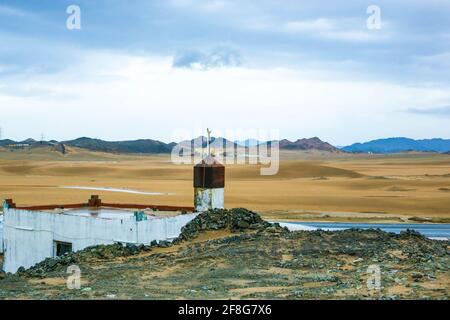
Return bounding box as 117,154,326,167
0,214,4,253
1,200,197,274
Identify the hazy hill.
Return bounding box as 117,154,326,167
0,138,53,147
21,138,37,144
6,136,449,155
235,139,262,147
0,139,15,146
277,137,342,153
178,136,239,149
0,136,344,155
342,137,450,154
63,137,175,154
182,137,341,153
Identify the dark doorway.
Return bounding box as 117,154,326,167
54,241,73,256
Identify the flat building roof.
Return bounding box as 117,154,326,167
3,195,195,219
43,207,186,220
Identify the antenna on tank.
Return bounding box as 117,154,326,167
207,128,212,157
194,127,225,212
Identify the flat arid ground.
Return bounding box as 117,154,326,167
0,146,449,223
0,147,450,223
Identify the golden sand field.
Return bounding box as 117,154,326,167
0,147,449,223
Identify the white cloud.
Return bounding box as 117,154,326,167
415,52,450,69
281,18,389,42
0,50,449,144
406,106,450,117
283,18,335,33
169,0,231,12
172,47,243,70
0,4,31,17
320,30,379,42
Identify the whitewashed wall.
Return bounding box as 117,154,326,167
194,188,224,212
0,214,4,253
2,209,197,273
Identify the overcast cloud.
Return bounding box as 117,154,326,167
0,0,449,144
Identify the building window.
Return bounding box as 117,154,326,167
54,241,73,257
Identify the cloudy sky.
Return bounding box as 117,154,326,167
0,0,449,145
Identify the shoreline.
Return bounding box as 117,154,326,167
262,210,450,224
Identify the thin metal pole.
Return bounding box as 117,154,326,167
207,128,212,156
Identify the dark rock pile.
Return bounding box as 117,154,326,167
21,243,152,277
398,229,427,240
17,208,285,277
173,208,288,243
1,207,449,299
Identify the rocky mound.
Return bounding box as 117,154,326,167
17,243,152,278
13,208,285,277
7,209,440,281
173,208,287,243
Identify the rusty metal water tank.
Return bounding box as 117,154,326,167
193,155,225,189
193,155,225,212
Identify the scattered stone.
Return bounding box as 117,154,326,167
412,272,424,282
1,207,447,300
174,208,283,243
399,229,426,240
158,241,171,248
237,220,250,229
16,208,285,277
23,243,152,277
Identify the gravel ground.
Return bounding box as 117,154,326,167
0,209,448,300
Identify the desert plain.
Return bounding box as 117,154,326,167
0,146,449,223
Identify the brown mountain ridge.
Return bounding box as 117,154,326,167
278,137,342,153
0,136,342,154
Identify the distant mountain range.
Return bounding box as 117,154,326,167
0,136,340,154
342,137,450,154
1,136,449,155
0,138,55,147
